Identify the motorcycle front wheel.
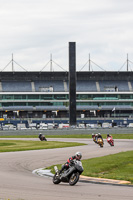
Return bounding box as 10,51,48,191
53,173,61,184
110,142,114,146
69,172,79,186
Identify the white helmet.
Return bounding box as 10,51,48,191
75,152,82,160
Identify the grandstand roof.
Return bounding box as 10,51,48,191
0,71,133,81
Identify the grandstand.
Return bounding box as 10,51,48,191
0,71,133,126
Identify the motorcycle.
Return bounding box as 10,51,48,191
107,136,114,146
92,136,97,144
53,160,84,186
39,134,47,141
97,138,104,147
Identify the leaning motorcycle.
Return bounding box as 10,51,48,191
107,136,114,146
97,138,104,147
39,135,47,141
53,160,84,186
93,137,97,144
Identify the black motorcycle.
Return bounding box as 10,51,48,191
39,134,47,141
53,160,84,186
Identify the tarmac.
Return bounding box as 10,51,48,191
32,168,132,187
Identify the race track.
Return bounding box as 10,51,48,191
0,138,133,200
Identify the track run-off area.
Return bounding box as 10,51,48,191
0,137,133,200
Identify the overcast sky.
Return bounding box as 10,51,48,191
0,0,133,72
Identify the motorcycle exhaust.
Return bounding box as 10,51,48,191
54,166,58,173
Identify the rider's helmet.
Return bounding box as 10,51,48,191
98,133,101,136
75,152,82,160
107,134,110,137
92,133,95,137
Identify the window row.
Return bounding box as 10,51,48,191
0,94,133,100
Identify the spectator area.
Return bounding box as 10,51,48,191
99,80,129,92
34,80,64,92
0,80,131,92
2,81,32,92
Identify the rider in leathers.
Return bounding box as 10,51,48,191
59,152,82,174
97,133,104,143
107,133,113,139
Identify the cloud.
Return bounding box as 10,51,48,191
0,0,133,71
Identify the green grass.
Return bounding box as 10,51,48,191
0,140,85,152
47,151,133,184
82,151,133,184
0,133,133,139
0,134,133,184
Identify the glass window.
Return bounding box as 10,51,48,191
40,95,53,100
21,95,27,99
28,95,39,99
2,95,13,100
14,95,22,100
28,102,40,106
54,95,67,99
2,103,13,106
14,102,26,106
53,102,63,105
80,94,90,100
119,94,131,99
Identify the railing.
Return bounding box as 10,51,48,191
3,117,133,121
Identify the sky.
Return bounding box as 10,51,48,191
0,0,133,72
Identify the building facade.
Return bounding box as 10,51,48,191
0,71,133,121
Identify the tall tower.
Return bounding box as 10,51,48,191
69,42,76,126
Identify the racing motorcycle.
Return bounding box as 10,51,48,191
107,136,114,146
93,137,97,144
92,135,97,143
39,134,47,141
53,160,84,186
97,138,104,147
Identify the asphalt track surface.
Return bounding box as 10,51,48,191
0,138,133,200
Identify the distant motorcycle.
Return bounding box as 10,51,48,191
92,134,98,144
53,160,84,186
39,134,47,141
107,136,114,146
97,138,104,147
92,137,97,144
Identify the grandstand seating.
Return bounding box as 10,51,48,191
130,81,133,91
76,105,99,110
101,105,132,110
2,106,33,111
36,105,67,110
0,71,133,122
99,80,129,91
76,80,97,92
34,80,64,92
1,80,130,92
2,81,32,92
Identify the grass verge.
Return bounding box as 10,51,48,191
46,151,133,184
0,140,85,152
0,133,133,139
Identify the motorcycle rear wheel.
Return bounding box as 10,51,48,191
100,144,103,147
53,173,61,184
69,172,79,186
